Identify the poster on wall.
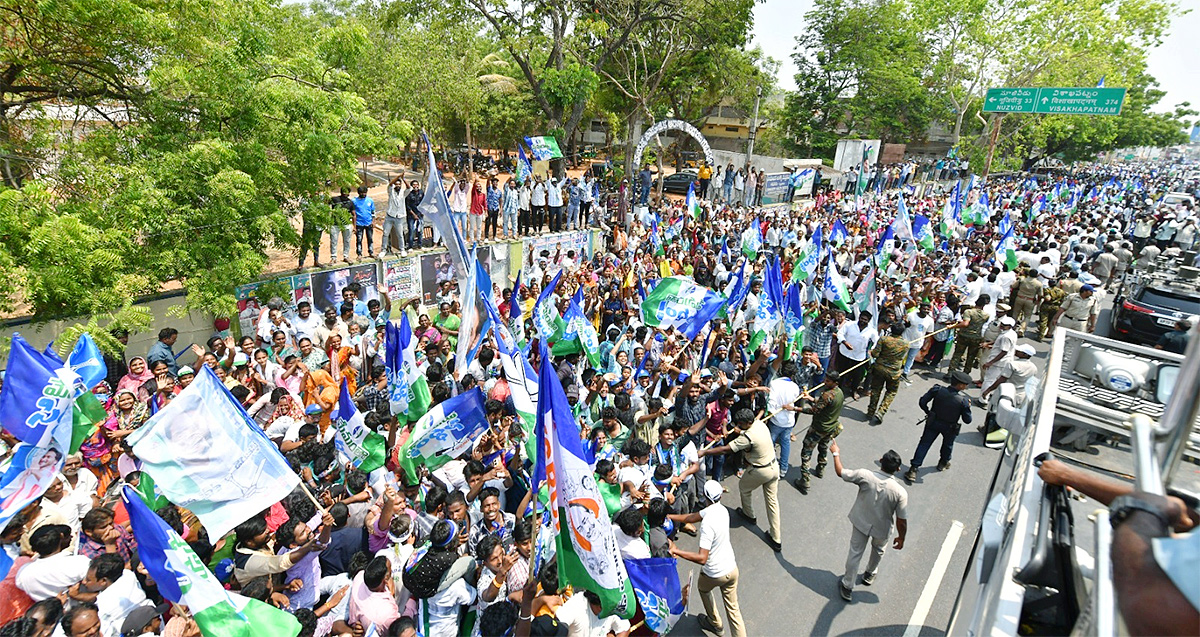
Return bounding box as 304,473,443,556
522,231,592,276
235,274,314,336
420,253,456,305
310,264,380,313
383,257,421,303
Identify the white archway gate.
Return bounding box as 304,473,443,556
632,119,715,169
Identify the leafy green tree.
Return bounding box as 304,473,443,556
778,0,932,158
1,0,397,320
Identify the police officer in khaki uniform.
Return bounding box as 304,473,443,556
1011,267,1044,337
794,370,845,494
1053,284,1098,333
866,321,907,426
1038,278,1066,341
701,408,782,551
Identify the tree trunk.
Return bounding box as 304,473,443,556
464,116,474,175
625,114,644,180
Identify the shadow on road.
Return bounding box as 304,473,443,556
839,624,946,637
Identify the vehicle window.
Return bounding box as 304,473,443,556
1137,289,1200,313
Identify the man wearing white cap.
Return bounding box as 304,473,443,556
982,343,1039,408
669,480,745,637
978,316,1017,406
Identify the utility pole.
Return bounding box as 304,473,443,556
745,86,762,176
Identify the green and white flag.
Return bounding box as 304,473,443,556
822,248,853,313
122,486,301,637
524,135,564,160
552,289,601,367
740,219,762,259
640,276,726,340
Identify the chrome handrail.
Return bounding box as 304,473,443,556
1092,509,1115,637
1157,321,1200,489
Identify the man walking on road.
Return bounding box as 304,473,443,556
669,480,746,637
831,440,907,602
904,371,974,484
700,408,782,552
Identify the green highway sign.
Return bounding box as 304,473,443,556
983,87,1126,115
983,88,1038,113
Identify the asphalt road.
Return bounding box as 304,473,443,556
668,334,1059,637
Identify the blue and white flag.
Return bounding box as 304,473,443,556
740,218,762,258
416,133,472,286
484,291,540,461
875,225,896,270
455,254,495,380
794,226,823,280
121,486,301,637
829,219,849,247
0,334,87,449
719,258,752,319
625,557,685,634
400,388,489,473
524,135,563,161
332,379,387,473
517,144,533,184
126,366,300,539
784,282,806,348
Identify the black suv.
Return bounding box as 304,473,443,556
1111,277,1200,347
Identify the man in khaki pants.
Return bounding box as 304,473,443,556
700,408,782,552
669,480,746,636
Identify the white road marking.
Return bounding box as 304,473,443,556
902,520,965,637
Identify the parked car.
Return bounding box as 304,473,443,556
655,170,699,195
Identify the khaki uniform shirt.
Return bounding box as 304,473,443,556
729,420,775,468
1060,293,1097,322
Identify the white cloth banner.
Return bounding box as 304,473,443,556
128,366,299,539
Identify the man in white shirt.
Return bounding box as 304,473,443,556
87,554,152,637
831,441,907,602
669,480,745,637
902,304,935,379
16,524,90,601
292,301,322,345
556,590,632,637
765,363,803,479
613,508,652,560
836,312,879,399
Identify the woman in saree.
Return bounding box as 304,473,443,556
115,356,154,403
79,387,148,495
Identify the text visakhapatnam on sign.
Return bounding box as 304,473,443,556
983,87,1126,115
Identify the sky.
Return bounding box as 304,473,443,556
751,0,1200,115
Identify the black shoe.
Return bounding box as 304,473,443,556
697,615,722,634
868,415,882,426
903,468,917,485
938,461,951,471
839,582,853,601
766,537,782,552
791,478,808,494
811,464,825,479
862,571,876,586
734,507,757,524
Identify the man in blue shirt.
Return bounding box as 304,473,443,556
352,185,375,258
146,327,180,375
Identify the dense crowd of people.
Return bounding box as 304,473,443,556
1,153,1198,637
